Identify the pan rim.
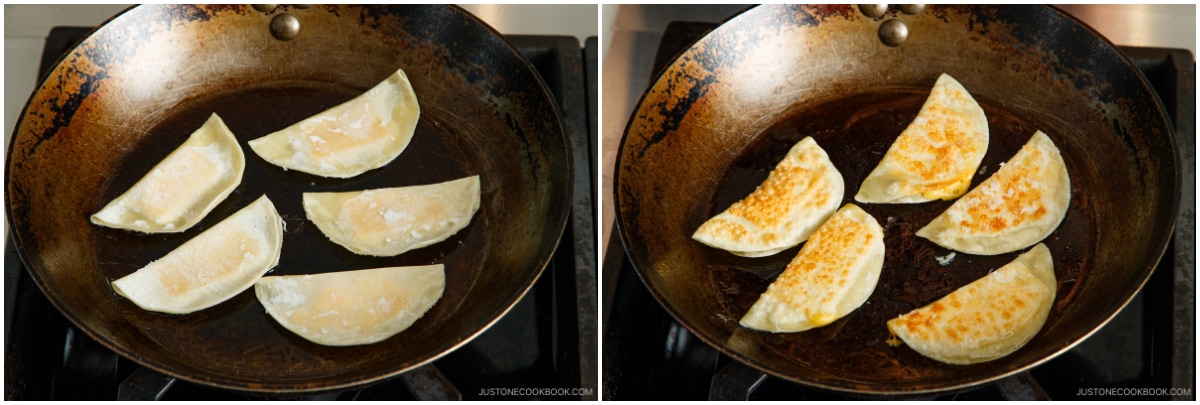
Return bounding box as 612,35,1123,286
4,3,573,394
612,3,1181,395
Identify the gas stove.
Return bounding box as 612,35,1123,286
602,20,1195,401
4,26,598,400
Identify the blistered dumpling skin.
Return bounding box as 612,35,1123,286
740,204,884,332
887,244,1056,365
248,68,420,178
111,196,284,314
856,73,989,203
91,113,244,233
916,131,1070,255
304,176,480,257
692,137,845,257
255,265,445,346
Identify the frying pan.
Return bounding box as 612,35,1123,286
6,4,571,393
614,4,1179,395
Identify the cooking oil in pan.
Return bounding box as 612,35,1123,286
90,83,485,367
705,89,1094,381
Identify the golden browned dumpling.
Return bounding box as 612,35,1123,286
248,68,419,178
111,196,283,314
916,131,1070,255
740,204,884,332
692,137,844,257
887,244,1055,365
856,73,989,203
303,176,480,257
91,113,244,233
255,265,445,346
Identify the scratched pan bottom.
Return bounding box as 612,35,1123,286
615,4,1176,396
699,89,1095,388
86,83,491,387
8,4,571,395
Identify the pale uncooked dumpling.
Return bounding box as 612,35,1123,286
91,113,244,233
740,204,884,332
692,137,844,257
887,244,1056,365
916,131,1070,255
248,68,420,178
304,176,480,257
111,196,283,314
255,265,445,346
856,73,989,203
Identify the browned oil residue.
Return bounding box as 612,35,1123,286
707,89,1094,382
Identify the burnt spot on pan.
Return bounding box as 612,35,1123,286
24,5,259,157
637,67,716,160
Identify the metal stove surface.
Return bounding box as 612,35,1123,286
4,27,598,400
602,20,1195,401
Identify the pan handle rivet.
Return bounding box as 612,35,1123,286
859,4,888,19
270,13,300,41
878,19,909,47
252,4,278,13
898,4,925,15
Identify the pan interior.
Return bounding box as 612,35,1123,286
89,82,487,383
704,89,1095,386
615,4,1176,394
6,4,570,392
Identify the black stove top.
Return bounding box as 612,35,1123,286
5,26,598,401
603,21,1196,401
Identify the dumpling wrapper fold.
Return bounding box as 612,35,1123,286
916,131,1070,255
248,68,420,178
111,196,283,314
887,244,1056,365
255,265,445,346
692,137,844,257
740,203,884,332
856,73,989,203
304,176,481,257
91,113,244,233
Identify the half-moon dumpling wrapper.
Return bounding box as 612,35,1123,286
887,243,1055,365
304,176,480,257
248,68,420,178
255,265,445,346
740,203,884,332
916,131,1070,255
692,137,845,257
855,73,989,203
91,113,244,233
111,195,283,314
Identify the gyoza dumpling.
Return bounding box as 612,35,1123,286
856,73,988,203
248,68,419,178
916,131,1070,255
91,113,244,233
303,176,480,257
740,204,884,332
111,196,283,314
887,244,1055,365
254,265,445,346
692,137,844,257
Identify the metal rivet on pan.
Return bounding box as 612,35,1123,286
252,4,278,13
879,18,909,47
898,4,925,15
270,13,300,41
859,4,888,19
